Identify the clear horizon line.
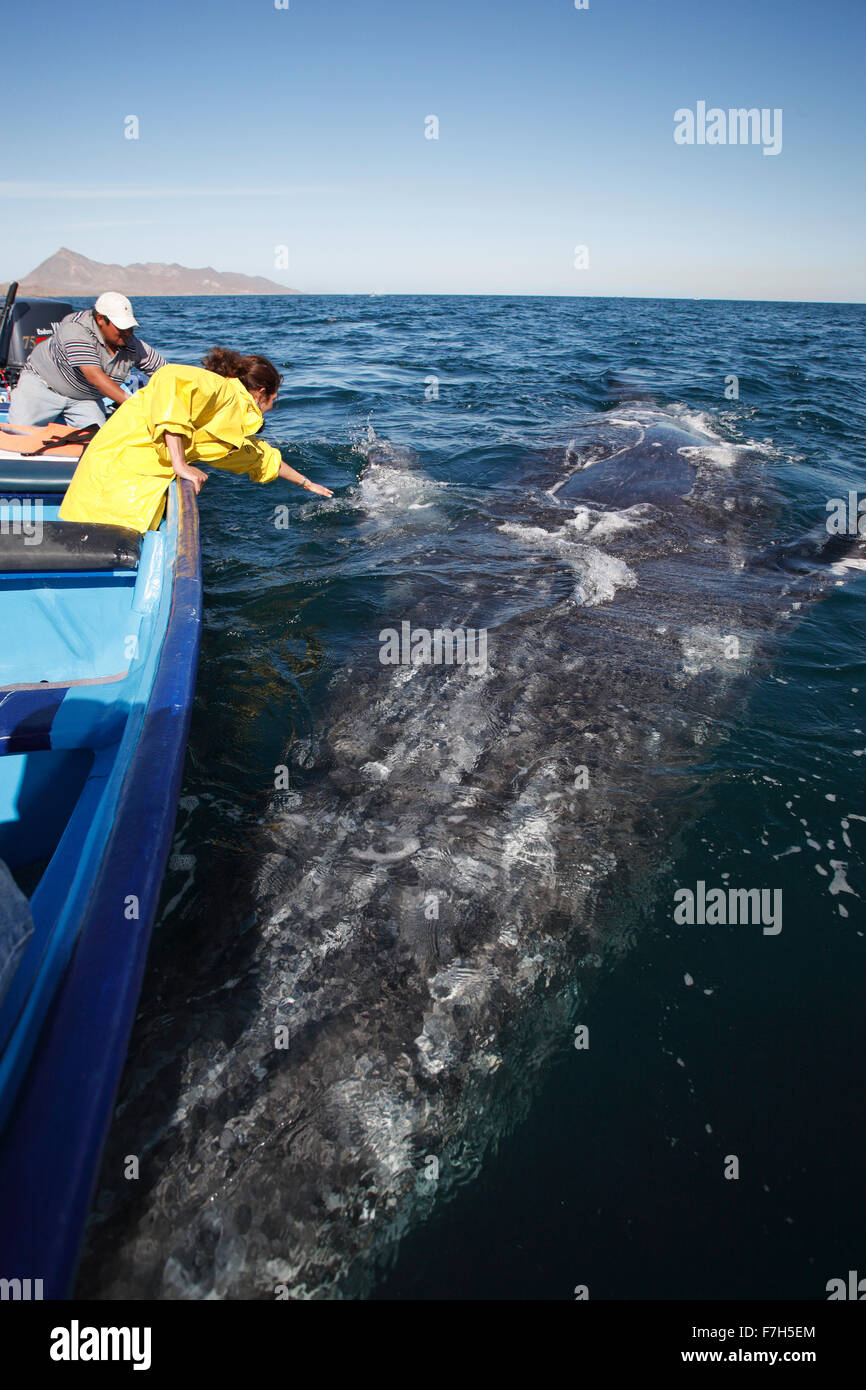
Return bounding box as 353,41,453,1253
1,275,862,307
8,289,857,306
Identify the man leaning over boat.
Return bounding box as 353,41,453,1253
8,292,164,430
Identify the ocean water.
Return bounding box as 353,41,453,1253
73,294,865,1300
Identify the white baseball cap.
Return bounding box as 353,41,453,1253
94,291,139,330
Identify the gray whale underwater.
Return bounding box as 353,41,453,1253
75,396,864,1298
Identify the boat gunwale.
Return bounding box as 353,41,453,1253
0,478,202,1296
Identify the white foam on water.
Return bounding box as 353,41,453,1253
357,462,439,515
351,425,441,515
832,557,866,574
498,521,638,605
606,415,649,430
677,444,740,470
567,502,657,543
674,407,777,469
673,409,726,441
828,862,857,897
674,409,776,455
572,548,638,605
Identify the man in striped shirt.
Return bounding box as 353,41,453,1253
8,291,165,428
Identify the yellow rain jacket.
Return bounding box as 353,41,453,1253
59,364,283,533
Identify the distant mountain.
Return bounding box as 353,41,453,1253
2,247,300,297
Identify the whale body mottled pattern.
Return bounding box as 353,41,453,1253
75,399,863,1299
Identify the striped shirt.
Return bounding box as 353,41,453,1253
25,310,165,401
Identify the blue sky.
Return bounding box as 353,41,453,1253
2,0,863,299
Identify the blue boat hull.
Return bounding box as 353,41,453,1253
0,475,201,1295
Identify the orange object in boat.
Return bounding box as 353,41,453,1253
0,423,95,458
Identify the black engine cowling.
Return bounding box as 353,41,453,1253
0,297,74,383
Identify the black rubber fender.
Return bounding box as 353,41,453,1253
0,520,141,572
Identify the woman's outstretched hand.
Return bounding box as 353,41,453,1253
277,460,333,497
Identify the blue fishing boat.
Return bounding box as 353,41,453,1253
0,411,202,1294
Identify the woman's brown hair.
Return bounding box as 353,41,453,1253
202,348,280,398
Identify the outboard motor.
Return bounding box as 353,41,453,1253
0,288,74,412
0,291,74,396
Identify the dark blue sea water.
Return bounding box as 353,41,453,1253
75,294,865,1300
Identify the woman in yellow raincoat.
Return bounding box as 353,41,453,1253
59,348,332,532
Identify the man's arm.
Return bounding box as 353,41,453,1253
134,340,166,377
78,362,129,406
